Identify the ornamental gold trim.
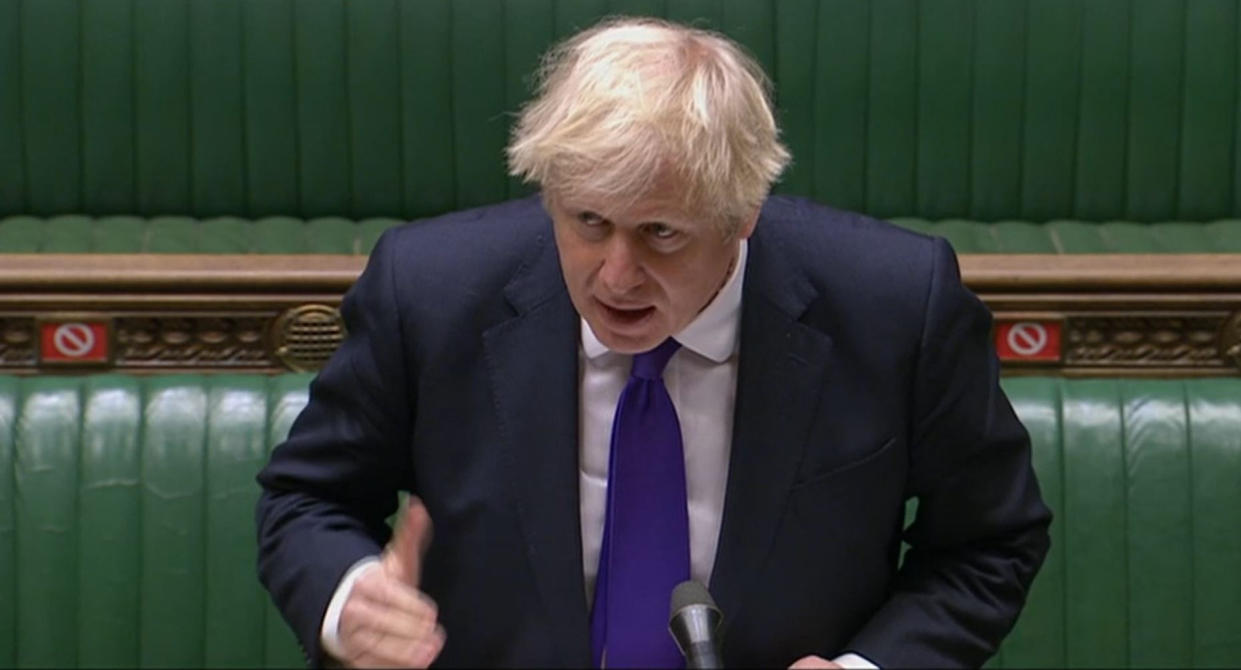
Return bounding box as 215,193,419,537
0,317,36,366
1220,311,1241,371
271,304,347,373
1063,315,1227,368
0,253,1237,377
115,315,272,368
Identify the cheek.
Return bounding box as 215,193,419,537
553,232,594,287
664,251,731,308
650,262,700,306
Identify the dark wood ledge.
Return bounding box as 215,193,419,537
4,252,1237,292
0,254,365,292
1,253,1238,376
962,254,1241,292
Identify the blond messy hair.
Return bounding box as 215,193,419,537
506,16,791,238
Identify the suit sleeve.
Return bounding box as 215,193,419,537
847,237,1052,667
255,230,417,667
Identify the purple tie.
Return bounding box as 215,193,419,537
591,338,690,668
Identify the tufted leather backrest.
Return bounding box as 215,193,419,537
2,374,1239,667
996,377,1241,668
3,0,1238,223
0,374,310,667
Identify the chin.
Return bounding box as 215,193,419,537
589,321,667,354
598,333,662,355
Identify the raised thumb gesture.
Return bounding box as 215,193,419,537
382,497,433,587
337,496,445,668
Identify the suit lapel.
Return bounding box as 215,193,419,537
709,230,834,636
482,232,593,665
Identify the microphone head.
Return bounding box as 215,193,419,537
669,580,719,621
668,581,724,669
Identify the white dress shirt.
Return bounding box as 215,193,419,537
578,240,747,602
322,240,874,668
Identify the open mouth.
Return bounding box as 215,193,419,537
597,300,655,326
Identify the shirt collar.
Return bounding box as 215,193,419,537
581,240,748,364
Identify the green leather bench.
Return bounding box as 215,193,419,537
5,215,1241,255
2,374,1239,668
3,0,1240,249
2,1,1240,667
0,374,311,668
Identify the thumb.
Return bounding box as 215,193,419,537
382,496,433,587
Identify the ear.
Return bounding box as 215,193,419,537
736,208,761,240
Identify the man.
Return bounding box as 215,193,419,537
257,17,1050,669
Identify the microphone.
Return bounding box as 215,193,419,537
668,581,724,669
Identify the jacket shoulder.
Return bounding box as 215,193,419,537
377,195,550,275
755,195,945,292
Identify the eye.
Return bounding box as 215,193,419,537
644,222,680,240
577,211,605,226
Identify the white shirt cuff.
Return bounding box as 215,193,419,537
833,652,880,669
320,556,382,661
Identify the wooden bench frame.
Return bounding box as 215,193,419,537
1,254,1238,376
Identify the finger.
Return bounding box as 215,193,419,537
382,496,433,587
341,623,439,669
420,625,446,666
788,655,841,669
339,596,439,645
350,569,439,622
347,623,446,669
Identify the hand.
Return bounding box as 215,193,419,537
336,498,446,668
789,655,842,669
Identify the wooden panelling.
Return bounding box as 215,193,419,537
1,254,1238,375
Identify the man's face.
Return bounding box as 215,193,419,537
547,181,757,354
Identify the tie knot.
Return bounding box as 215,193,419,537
630,338,681,380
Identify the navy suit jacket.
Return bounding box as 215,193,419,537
256,195,1051,668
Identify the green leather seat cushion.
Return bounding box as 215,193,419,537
891,218,1241,253
2,374,1240,667
993,377,1241,668
0,215,397,254
0,374,313,667
5,215,1241,254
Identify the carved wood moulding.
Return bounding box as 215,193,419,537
1,253,1238,376
967,255,1241,376
0,254,359,374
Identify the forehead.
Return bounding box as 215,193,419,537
555,176,706,225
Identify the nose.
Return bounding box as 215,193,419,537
597,235,645,294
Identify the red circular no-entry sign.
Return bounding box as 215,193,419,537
995,320,1061,362
40,320,110,364
53,324,96,357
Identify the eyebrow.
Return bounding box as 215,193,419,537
570,203,682,230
